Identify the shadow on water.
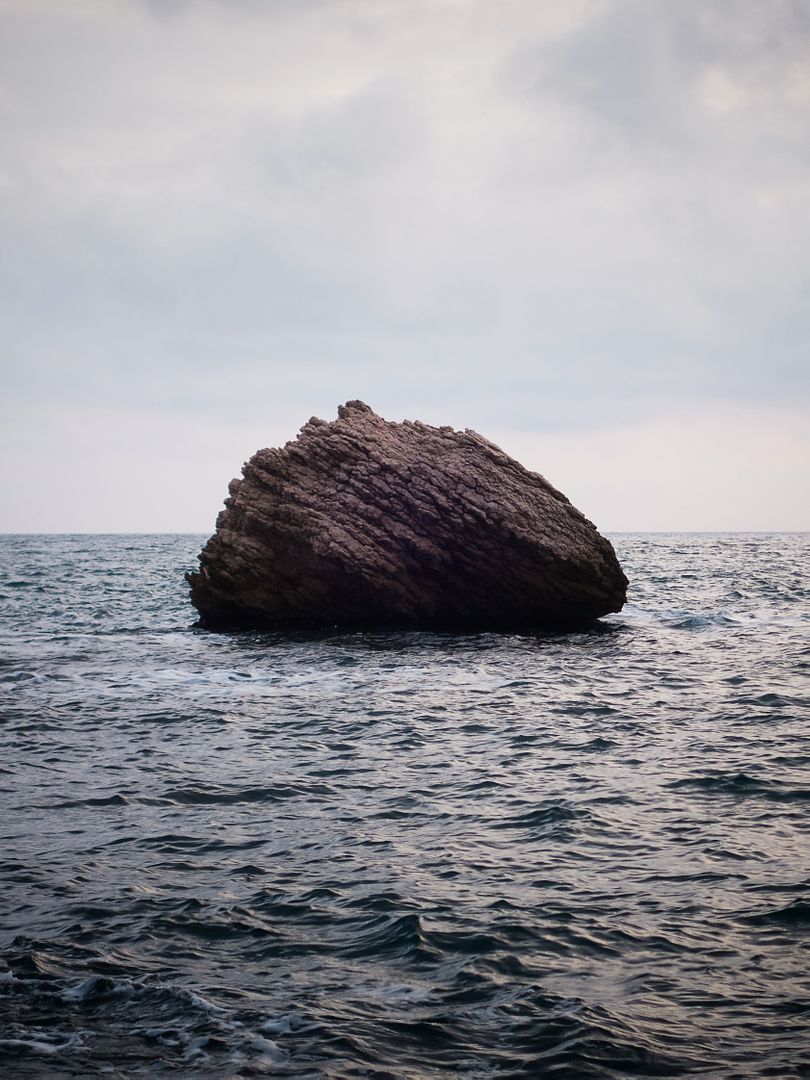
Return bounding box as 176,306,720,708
188,618,627,652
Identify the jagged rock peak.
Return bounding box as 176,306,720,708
187,402,627,630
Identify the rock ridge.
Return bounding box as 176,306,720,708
187,401,627,629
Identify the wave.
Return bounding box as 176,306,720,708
0,939,296,1075
669,772,810,802
491,800,592,832
2,533,809,1078
740,899,810,926
159,782,332,805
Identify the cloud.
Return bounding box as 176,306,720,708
2,399,806,533
0,0,807,528
493,403,810,533
250,77,429,184
504,0,810,150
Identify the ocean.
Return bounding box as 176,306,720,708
0,532,808,1079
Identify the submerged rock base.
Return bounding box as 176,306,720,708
187,401,627,630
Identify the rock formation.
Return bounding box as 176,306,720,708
187,401,627,630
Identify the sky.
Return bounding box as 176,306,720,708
1,0,808,532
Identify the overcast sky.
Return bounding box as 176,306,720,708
1,0,808,531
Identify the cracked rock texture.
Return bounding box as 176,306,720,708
187,401,627,629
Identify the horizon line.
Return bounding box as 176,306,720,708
1,530,808,537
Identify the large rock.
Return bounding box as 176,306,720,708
187,401,627,630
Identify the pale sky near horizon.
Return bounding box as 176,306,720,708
1,0,808,533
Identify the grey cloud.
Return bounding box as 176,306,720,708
1,0,808,447
506,2,702,143
130,0,336,17
494,0,809,394
249,78,430,186
504,0,810,141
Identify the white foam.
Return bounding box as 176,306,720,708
249,1034,287,1062
258,1012,303,1036
180,988,226,1014
181,1034,211,1062
61,975,134,1003
0,1032,85,1054
136,1026,183,1044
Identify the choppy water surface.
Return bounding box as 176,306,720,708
0,533,808,1079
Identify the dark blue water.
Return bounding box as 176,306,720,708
0,533,808,1078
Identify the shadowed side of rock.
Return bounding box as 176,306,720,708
187,401,628,630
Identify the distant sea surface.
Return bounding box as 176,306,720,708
0,533,808,1079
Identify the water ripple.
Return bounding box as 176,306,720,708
0,533,808,1077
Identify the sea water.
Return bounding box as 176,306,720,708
0,533,808,1078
